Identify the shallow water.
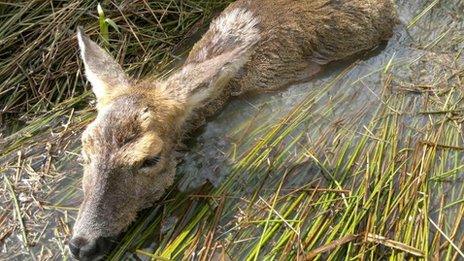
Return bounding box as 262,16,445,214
2,0,464,259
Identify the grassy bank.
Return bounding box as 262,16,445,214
1,0,464,260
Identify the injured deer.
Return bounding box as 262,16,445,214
70,0,397,259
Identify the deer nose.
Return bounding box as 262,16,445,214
69,236,113,260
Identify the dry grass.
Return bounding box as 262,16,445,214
1,0,464,260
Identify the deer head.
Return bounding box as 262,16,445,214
69,26,256,260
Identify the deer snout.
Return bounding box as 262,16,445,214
69,235,115,260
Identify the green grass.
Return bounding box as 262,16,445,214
1,0,464,260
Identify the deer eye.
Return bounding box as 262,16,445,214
141,156,161,169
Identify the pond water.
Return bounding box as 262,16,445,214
2,0,464,260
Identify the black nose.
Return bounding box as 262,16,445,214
69,236,114,260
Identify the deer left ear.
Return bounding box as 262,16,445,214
77,27,130,102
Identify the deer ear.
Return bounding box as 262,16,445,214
76,27,130,101
162,46,253,108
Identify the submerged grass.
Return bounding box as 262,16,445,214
1,0,464,260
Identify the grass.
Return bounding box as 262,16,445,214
1,0,464,260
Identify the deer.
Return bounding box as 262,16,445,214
69,0,397,259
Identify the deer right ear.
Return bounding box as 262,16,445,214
77,27,130,102
160,45,257,110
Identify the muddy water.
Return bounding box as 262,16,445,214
2,0,463,260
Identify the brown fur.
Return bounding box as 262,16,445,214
70,1,397,259
188,0,397,121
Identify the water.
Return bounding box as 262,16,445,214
2,0,464,259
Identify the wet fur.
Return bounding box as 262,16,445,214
187,0,397,122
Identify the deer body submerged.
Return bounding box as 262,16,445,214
188,0,397,122
70,0,397,259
